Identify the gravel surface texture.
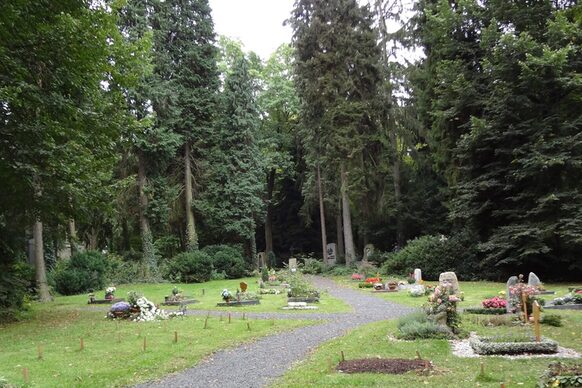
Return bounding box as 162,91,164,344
136,276,414,388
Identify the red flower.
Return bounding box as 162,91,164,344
365,277,381,284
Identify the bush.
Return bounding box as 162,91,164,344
381,234,478,280
324,265,356,276
201,244,247,279
0,261,32,322
52,251,108,295
261,267,269,282
302,258,323,274
396,312,453,340
541,314,563,327
166,251,213,283
464,307,507,315
538,362,582,388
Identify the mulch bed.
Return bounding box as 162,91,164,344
337,358,432,374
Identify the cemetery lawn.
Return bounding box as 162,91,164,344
0,301,315,387
272,309,582,387
55,278,352,314
332,276,578,308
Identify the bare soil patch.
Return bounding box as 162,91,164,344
337,358,432,374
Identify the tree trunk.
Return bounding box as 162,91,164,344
341,164,356,264
391,132,404,247
317,165,328,264
87,227,98,250
33,220,52,302
68,218,77,256
264,168,276,256
138,149,156,275
250,229,258,268
184,142,198,250
336,206,345,258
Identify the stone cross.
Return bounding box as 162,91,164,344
528,272,541,288
506,276,519,312
288,258,297,272
326,243,337,265
413,268,422,284
438,272,460,294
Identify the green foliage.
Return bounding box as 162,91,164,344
464,308,507,315
165,251,213,283
286,272,320,298
541,314,563,327
301,258,323,275
396,313,452,340
201,244,247,279
538,362,582,388
0,262,31,322
261,267,269,282
324,265,356,276
381,235,477,280
52,251,108,296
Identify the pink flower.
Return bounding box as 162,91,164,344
449,295,460,302
437,298,443,304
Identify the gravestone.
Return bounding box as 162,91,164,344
413,268,422,284
506,276,519,312
239,282,248,293
363,244,375,262
257,252,266,268
438,272,460,294
289,258,297,272
326,243,337,265
528,272,541,288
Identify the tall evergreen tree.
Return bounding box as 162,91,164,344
291,0,382,264
151,0,219,251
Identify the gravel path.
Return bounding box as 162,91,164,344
136,276,413,388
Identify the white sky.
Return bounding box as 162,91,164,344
209,0,295,60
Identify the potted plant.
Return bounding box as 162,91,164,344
105,286,116,300
221,289,232,303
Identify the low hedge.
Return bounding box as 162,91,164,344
538,362,582,387
464,308,507,315
470,335,558,355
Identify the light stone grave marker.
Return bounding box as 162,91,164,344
414,268,422,284
506,276,519,312
289,258,297,272
326,243,337,265
438,271,460,294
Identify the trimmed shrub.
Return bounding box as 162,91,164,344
464,307,507,315
201,244,247,279
302,258,323,274
0,262,31,322
53,251,108,295
396,312,453,340
166,251,213,283
541,314,563,327
470,335,558,355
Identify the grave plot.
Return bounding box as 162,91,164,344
217,282,261,306
161,286,198,306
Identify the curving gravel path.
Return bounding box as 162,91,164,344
136,276,414,388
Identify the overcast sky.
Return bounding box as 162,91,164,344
209,0,294,60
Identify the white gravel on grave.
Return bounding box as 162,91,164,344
451,332,581,359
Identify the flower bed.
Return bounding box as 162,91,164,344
482,296,507,309
538,362,582,387
470,334,558,355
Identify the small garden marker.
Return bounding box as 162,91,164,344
23,367,29,384
533,300,541,342
202,288,205,296
247,322,251,331
228,313,231,323
174,331,178,343
204,317,209,329
480,361,484,375
416,350,422,360
37,344,43,360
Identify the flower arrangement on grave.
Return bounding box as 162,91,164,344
409,285,426,297
498,290,506,298
105,286,116,300
509,282,541,313
482,296,507,309
365,277,382,284
425,285,461,333
552,292,582,306
258,288,281,295
351,273,363,281
221,289,232,303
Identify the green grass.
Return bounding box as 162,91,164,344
56,277,351,314
0,276,347,387
271,309,582,387
331,276,579,309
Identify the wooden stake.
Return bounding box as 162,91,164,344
37,344,43,360
220,314,223,322
521,292,529,323
117,333,121,343
23,367,29,384
143,336,147,352
174,331,178,343
533,300,541,342
247,322,251,331
80,337,84,351
416,350,422,360
204,317,209,329
340,351,345,362
500,384,505,388
202,288,205,296
271,317,275,326
480,361,484,375
242,312,246,320
228,313,231,324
